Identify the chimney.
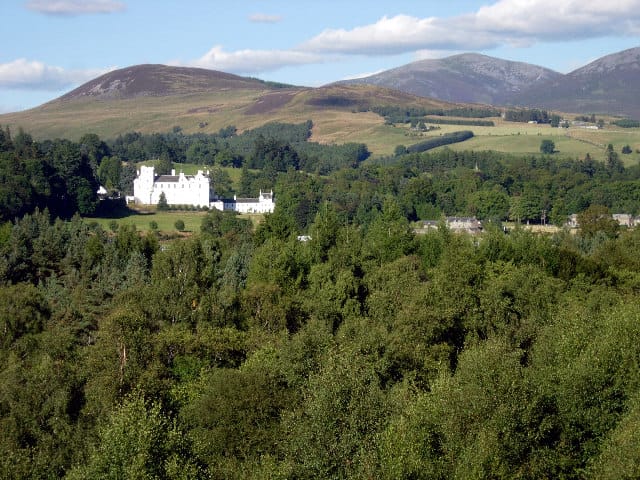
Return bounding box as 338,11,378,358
171,169,175,176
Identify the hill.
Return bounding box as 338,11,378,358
0,66,458,155
56,64,290,101
339,48,640,119
338,53,562,105
1,59,639,160
508,47,640,119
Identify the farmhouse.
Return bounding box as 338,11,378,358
415,217,483,234
131,165,275,213
566,213,637,228
446,216,483,233
210,190,275,214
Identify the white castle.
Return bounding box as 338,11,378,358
130,165,275,213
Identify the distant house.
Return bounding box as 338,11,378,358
566,213,637,229
419,220,440,230
415,217,482,234
446,216,483,233
210,190,275,214
566,214,579,228
613,214,635,227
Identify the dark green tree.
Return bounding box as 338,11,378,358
540,139,555,154
577,204,619,239
606,144,624,174
157,192,169,211
156,154,173,176
97,156,122,191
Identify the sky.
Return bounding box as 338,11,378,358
1,0,639,113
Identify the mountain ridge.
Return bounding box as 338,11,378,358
54,64,297,103
1,47,639,148
506,47,640,118
340,47,640,118
337,53,563,106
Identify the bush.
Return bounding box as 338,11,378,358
174,219,185,232
540,139,555,154
157,192,169,211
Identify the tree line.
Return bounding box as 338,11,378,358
3,122,640,229
109,121,370,175
0,127,102,221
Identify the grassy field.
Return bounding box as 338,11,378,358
393,120,640,163
85,208,265,233
86,210,209,233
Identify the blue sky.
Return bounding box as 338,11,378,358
1,0,639,113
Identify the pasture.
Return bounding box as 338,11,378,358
394,120,640,163
86,207,265,233
86,209,208,233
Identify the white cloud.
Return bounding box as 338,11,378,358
0,59,114,90
414,49,462,61
26,0,125,15
301,15,498,55
301,1,640,55
340,69,386,81
187,45,324,74
249,13,283,24
474,0,640,39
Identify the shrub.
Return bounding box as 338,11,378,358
540,139,555,154
157,192,169,211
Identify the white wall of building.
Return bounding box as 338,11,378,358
132,165,275,213
132,166,211,208
210,190,275,214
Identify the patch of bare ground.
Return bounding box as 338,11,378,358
186,105,223,114
244,91,297,115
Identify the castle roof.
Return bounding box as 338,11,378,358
155,174,199,183
156,175,180,182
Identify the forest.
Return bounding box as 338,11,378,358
2,123,640,478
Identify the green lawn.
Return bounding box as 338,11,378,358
86,208,266,233
86,210,208,233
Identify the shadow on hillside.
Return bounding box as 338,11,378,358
93,199,154,219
